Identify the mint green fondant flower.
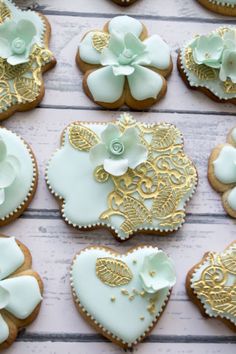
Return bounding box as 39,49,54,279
192,34,224,68
0,138,20,205
89,124,148,176
219,49,236,83
223,30,236,51
0,19,36,65
139,252,176,294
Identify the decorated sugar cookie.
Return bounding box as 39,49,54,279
208,127,236,218
71,245,176,348
178,27,236,104
0,127,37,226
46,113,198,241
186,241,236,332
0,0,56,120
0,236,43,349
111,0,138,6
197,0,236,16
76,15,172,110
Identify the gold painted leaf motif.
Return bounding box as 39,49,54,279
223,80,236,94
96,257,133,287
152,185,177,218
69,125,100,151
0,81,12,111
92,32,110,53
185,48,217,81
0,1,11,24
221,248,236,274
14,77,40,102
151,126,180,150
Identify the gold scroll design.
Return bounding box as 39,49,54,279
0,44,54,112
192,245,236,319
0,0,11,24
96,257,133,287
184,47,218,81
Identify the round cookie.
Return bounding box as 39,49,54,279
0,235,43,349
0,127,38,226
0,0,56,121
76,15,172,110
178,27,236,104
208,127,236,218
197,0,236,16
46,113,198,241
71,245,176,349
186,241,236,332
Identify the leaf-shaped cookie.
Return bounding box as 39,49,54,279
0,1,11,23
69,124,100,152
151,126,180,150
96,257,133,287
14,77,40,103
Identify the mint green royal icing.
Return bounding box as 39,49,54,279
208,0,236,6
0,237,42,344
79,15,171,103
0,129,35,221
71,247,175,346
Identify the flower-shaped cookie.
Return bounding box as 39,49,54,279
71,245,176,348
208,127,236,218
0,236,43,349
186,241,236,332
0,0,56,120
46,113,198,241
76,15,172,110
178,27,236,104
197,0,236,16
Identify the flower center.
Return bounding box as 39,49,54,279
11,37,26,55
149,271,156,277
205,52,211,59
118,49,135,65
109,138,125,156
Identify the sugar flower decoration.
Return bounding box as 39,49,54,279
0,138,20,205
191,34,224,68
139,252,176,294
89,124,148,176
0,19,37,65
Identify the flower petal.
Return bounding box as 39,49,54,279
128,65,163,100
108,16,143,38
0,38,12,59
0,161,16,188
0,19,17,43
121,127,139,148
86,66,125,103
143,35,171,70
100,47,119,67
89,143,109,167
79,31,102,65
103,158,129,176
126,144,148,169
0,188,5,206
124,33,146,55
101,124,121,145
6,155,21,175
112,65,134,76
108,32,125,56
0,140,7,162
0,314,9,344
0,284,10,309
16,20,36,45
7,52,30,65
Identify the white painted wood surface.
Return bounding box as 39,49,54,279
1,1,236,353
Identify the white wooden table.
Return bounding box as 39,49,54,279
2,1,236,353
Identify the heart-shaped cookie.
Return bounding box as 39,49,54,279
71,246,176,348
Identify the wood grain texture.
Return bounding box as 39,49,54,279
0,1,235,353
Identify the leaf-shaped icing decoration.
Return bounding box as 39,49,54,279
3,62,29,81
0,1,11,24
151,126,180,150
92,32,110,53
152,185,176,218
96,257,133,287
0,81,12,112
14,77,40,103
185,48,217,81
223,80,236,94
221,248,236,275
69,124,100,152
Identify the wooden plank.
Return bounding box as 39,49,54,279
38,0,232,20
4,108,236,215
1,218,235,336
4,342,236,354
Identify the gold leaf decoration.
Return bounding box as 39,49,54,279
152,185,177,218
14,77,40,103
223,80,236,94
221,247,236,275
96,257,133,287
94,166,109,183
3,62,29,81
0,81,12,111
151,126,180,151
0,1,11,23
69,124,100,151
184,48,217,81
92,32,110,53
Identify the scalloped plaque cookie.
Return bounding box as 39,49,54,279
208,127,236,218
46,113,198,241
0,127,37,226
71,245,176,348
0,235,43,349
178,27,236,104
186,241,236,332
0,0,56,120
76,15,172,110
197,0,236,16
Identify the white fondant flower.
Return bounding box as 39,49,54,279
223,30,236,51
0,19,37,65
219,49,236,83
89,124,148,177
139,252,176,294
79,15,171,104
191,34,224,68
0,138,20,206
